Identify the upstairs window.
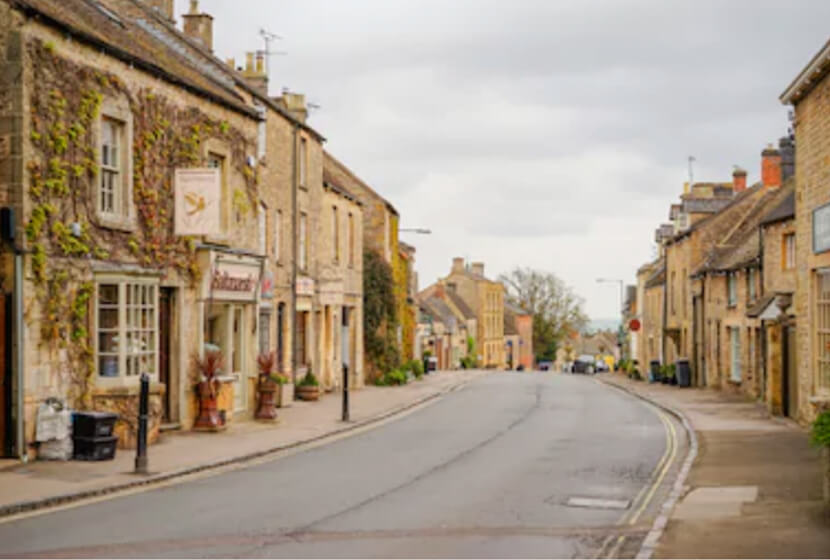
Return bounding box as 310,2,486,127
332,206,340,264
728,273,737,307
748,268,757,302
299,212,308,271
100,117,123,216
273,210,282,263
348,212,355,268
257,202,267,255
783,233,796,270
299,137,307,188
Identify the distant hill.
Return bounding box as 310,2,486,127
586,318,620,333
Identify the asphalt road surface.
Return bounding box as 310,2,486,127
0,372,685,558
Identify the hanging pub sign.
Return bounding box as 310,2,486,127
814,202,830,254
174,168,221,236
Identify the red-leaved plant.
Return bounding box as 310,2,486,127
193,350,224,398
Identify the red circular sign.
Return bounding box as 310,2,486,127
629,319,641,332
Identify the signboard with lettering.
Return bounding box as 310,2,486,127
210,260,259,302
296,276,315,297
175,168,221,236
814,202,830,254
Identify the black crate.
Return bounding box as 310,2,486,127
73,411,118,438
72,435,118,461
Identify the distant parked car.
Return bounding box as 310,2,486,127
572,355,596,374
594,360,609,373
538,361,552,371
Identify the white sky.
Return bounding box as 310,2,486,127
175,0,829,320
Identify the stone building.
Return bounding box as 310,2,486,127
781,38,830,424
442,258,505,368
756,185,797,418
416,280,476,369
504,302,533,370
637,257,665,372
0,0,284,457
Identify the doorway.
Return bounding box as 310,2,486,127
159,288,174,424
0,293,10,457
783,325,798,419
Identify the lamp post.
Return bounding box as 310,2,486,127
398,228,432,235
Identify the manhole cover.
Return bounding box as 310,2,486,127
565,496,631,510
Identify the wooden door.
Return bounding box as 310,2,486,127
786,326,798,419
0,294,6,456
159,288,173,423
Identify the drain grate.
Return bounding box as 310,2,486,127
565,496,631,510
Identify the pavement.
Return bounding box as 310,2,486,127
0,372,681,558
599,372,830,559
0,369,488,518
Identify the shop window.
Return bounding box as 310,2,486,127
96,279,158,382
259,310,271,354
816,270,830,394
783,233,796,270
296,311,308,366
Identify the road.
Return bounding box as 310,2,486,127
0,372,685,558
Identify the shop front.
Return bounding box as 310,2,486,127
197,249,264,422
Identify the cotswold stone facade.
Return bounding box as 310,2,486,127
781,39,830,425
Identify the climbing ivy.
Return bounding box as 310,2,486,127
363,249,400,380
23,39,259,407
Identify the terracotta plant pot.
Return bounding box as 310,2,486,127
193,380,225,431
296,384,320,401
255,380,279,421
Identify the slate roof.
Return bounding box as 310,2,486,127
760,190,795,227
323,151,398,216
696,180,795,274
322,169,361,204
445,290,476,320
10,0,325,139
420,296,455,327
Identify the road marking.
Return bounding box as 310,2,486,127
566,497,631,510
606,405,678,558
592,384,679,560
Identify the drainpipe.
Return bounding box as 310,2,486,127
290,123,299,389
14,251,25,462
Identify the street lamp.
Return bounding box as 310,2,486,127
398,228,432,234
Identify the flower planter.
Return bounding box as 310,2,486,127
255,381,279,421
296,384,320,401
823,447,830,505
193,380,225,431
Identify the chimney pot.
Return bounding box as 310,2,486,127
182,1,213,51
732,166,747,192
255,52,265,74
451,257,465,273
471,262,484,277
761,143,782,188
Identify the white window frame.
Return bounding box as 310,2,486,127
730,327,742,382
816,270,830,395
255,105,266,160
96,98,135,231
94,276,160,387
784,233,796,270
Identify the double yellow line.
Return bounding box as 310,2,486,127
595,399,678,559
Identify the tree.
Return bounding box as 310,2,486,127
498,267,588,362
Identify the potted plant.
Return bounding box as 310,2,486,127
296,370,320,401
810,411,830,504
193,350,226,431
255,352,279,421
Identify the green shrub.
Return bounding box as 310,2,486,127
408,359,424,379
384,369,407,386
810,411,830,447
270,373,290,385
298,371,319,387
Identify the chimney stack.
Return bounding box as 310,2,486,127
470,262,484,277
144,0,174,23
451,257,465,274
274,92,308,123
761,144,782,188
779,136,795,182
182,0,213,51
732,166,747,192
240,51,268,95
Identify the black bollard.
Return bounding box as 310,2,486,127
134,372,149,474
342,363,350,422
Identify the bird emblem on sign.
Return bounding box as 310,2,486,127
184,191,206,216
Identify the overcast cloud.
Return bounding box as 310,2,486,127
176,0,830,320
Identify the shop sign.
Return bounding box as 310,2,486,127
814,202,830,254
296,276,315,297
174,168,221,236
260,270,274,300
210,261,259,301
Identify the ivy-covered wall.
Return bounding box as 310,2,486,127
18,28,262,445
